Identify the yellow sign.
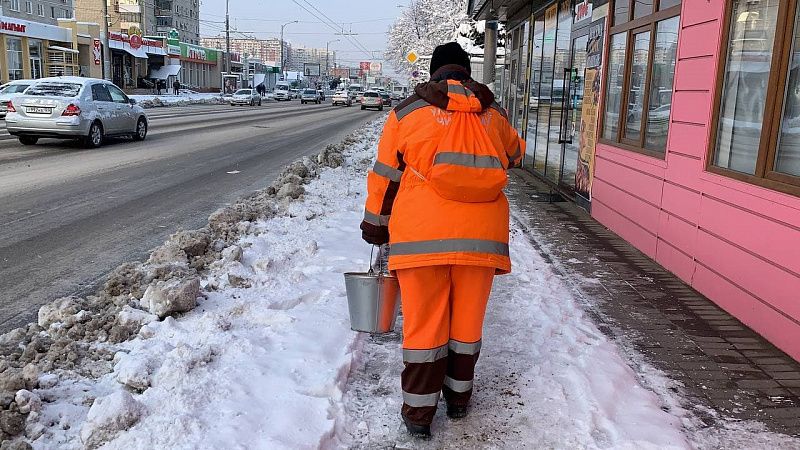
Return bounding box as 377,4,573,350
406,51,418,64
128,26,141,37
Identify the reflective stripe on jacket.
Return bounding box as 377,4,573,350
363,67,525,274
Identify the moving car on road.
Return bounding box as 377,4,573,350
274,82,291,101
0,80,33,118
360,91,384,111
5,77,148,148
379,92,392,107
230,89,261,106
300,89,321,104
331,90,352,107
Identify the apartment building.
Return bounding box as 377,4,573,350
2,0,74,25
155,0,198,44
200,37,288,66
287,46,335,74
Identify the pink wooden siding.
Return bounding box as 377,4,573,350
591,0,800,360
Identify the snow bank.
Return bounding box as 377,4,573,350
129,93,225,109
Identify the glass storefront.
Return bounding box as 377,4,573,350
510,0,609,198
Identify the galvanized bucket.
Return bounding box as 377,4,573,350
344,246,401,333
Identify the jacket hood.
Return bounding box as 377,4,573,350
414,64,495,113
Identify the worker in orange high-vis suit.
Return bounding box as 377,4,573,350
360,42,525,439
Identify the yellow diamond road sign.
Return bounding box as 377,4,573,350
406,51,419,64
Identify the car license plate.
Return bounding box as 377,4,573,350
26,107,52,114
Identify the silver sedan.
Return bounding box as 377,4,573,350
5,76,148,148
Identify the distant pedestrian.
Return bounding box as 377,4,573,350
172,79,180,95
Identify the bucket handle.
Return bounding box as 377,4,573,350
368,244,388,276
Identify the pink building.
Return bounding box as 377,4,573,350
592,0,800,360
470,0,800,361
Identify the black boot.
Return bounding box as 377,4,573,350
446,403,468,419
401,414,431,439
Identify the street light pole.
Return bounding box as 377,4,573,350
280,20,299,80
101,0,111,81
325,39,340,78
225,0,230,74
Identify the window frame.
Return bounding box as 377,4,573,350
706,0,800,196
598,0,681,159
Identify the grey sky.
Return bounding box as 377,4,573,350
199,0,408,69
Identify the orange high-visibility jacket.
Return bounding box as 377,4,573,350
362,70,525,274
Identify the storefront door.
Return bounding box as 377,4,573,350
558,34,589,191
29,40,43,79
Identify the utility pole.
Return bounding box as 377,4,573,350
102,0,111,81
280,20,298,81
225,0,231,74
325,39,340,78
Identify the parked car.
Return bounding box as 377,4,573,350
300,89,321,104
379,92,392,107
0,80,33,118
361,91,384,111
230,88,261,106
5,77,148,148
331,90,352,107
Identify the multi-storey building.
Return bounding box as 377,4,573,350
200,37,288,66
287,46,335,75
1,0,74,25
75,0,155,36
155,0,198,44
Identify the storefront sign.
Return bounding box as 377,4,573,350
168,44,181,56
180,43,218,64
575,1,593,23
0,15,71,41
575,67,601,200
585,18,605,68
369,62,382,74
0,21,25,33
93,38,101,65
129,34,142,49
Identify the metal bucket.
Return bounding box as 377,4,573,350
343,271,401,333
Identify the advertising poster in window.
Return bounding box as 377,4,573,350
222,74,239,95
576,67,601,200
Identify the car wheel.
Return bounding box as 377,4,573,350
18,136,38,145
379,106,384,111
84,121,104,148
361,105,366,110
132,117,147,141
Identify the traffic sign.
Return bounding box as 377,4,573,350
412,70,419,78
406,51,419,64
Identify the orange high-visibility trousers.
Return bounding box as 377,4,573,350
395,265,495,425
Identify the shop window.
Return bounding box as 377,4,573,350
6,38,23,81
710,0,800,195
600,0,681,158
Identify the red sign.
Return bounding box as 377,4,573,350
129,34,142,49
359,62,370,71
93,38,101,65
0,21,26,33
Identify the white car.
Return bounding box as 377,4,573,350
331,90,351,107
230,89,261,106
0,80,33,118
5,77,148,148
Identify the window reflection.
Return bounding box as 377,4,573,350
646,16,680,151
624,31,651,142
603,33,627,139
714,0,779,175
776,3,800,177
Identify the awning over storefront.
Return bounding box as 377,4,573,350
145,45,166,56
149,64,181,79
49,45,79,54
107,32,150,59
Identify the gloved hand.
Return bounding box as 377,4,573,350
360,221,389,245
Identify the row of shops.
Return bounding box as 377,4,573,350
0,15,269,93
473,0,800,361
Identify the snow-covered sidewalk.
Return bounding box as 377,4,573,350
17,117,800,449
